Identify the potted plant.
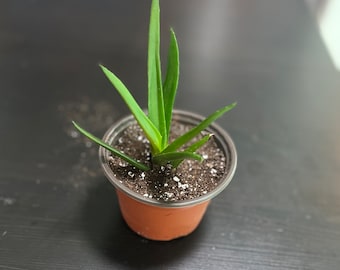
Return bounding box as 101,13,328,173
73,0,237,241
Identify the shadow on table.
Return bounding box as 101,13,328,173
80,178,207,268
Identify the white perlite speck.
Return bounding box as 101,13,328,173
119,161,128,167
178,183,189,189
210,168,217,176
173,176,180,182
164,192,174,198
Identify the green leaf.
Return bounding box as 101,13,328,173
163,28,179,142
148,0,166,143
72,121,150,171
152,151,203,165
164,102,237,153
185,134,212,152
99,64,162,153
171,134,212,168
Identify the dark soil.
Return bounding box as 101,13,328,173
108,121,226,202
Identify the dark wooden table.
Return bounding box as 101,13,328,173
1,0,340,269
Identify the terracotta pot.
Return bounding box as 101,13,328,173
99,110,237,241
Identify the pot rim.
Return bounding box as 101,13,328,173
99,109,237,208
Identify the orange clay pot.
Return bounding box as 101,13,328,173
116,189,210,240
99,110,237,241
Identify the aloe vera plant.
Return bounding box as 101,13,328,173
72,0,236,171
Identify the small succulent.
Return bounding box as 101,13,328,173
72,0,236,171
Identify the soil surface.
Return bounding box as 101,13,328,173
108,121,227,202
